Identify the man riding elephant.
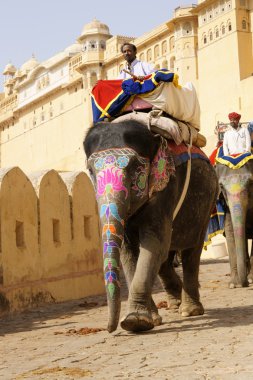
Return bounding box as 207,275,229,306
223,112,251,156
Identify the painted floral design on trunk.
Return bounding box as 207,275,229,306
88,148,149,298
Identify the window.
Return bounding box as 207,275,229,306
242,19,247,29
162,60,168,69
16,221,25,248
170,57,175,70
215,28,219,38
89,40,96,49
169,36,175,50
53,219,60,244
100,40,106,49
147,49,152,62
209,31,213,41
154,45,160,59
162,40,167,54
228,22,232,31
182,22,192,36
222,24,225,34
83,216,91,239
139,53,145,61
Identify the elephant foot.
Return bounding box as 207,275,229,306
229,281,249,289
151,311,162,326
120,312,154,332
248,274,253,284
167,295,181,310
179,302,204,317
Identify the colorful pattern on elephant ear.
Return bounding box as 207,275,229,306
149,137,175,197
131,162,150,198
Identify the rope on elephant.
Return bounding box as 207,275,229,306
173,125,192,221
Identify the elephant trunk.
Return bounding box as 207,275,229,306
101,222,124,333
96,172,130,332
227,190,248,286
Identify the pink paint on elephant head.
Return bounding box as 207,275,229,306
96,166,128,199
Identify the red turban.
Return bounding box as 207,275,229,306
228,112,241,121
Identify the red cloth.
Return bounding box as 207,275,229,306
228,112,241,121
209,142,223,165
92,80,123,110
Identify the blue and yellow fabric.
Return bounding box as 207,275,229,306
204,199,226,248
91,70,179,123
215,145,253,169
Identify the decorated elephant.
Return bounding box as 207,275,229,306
84,119,218,333
216,160,253,288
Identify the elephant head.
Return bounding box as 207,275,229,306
87,147,151,332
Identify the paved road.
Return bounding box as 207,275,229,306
1,257,253,380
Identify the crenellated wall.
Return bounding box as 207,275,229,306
0,167,104,315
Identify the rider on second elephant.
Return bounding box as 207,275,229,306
223,112,251,156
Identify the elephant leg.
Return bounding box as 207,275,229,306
158,251,182,310
121,238,162,326
179,244,204,317
224,212,240,288
248,240,253,284
120,241,164,332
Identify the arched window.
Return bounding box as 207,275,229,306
169,36,175,50
215,27,219,38
147,49,152,62
100,40,106,49
221,24,225,34
228,21,232,31
139,52,145,61
154,45,160,59
162,40,167,54
89,40,97,49
209,31,213,41
170,57,175,70
203,34,207,44
242,19,247,29
162,60,168,69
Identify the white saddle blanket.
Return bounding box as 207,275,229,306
139,81,200,130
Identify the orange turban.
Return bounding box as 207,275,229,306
228,112,241,121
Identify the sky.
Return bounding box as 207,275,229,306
0,0,185,91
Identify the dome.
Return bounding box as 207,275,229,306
81,18,110,36
20,56,39,73
3,63,16,75
64,43,83,54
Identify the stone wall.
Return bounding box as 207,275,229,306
0,167,104,315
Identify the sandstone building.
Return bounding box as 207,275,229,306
0,0,252,171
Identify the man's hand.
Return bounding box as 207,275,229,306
136,76,145,81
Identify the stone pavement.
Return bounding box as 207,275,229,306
1,257,253,380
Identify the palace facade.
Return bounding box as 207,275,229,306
0,0,253,171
